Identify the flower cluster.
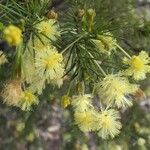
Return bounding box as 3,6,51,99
71,94,122,139
1,79,38,110
72,94,97,132
31,20,64,91
69,31,150,139
1,18,64,110
0,1,150,140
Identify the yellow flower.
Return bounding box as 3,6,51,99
16,121,25,132
74,110,97,132
0,51,7,65
92,32,117,54
61,95,71,108
137,138,146,146
35,46,64,81
97,109,122,139
3,25,22,46
97,74,138,108
123,51,150,80
26,132,35,142
1,79,22,106
20,90,38,111
71,94,93,112
36,19,60,42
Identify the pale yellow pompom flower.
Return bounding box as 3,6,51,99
71,94,93,112
19,90,38,111
92,32,117,54
3,25,22,46
74,110,97,132
36,19,60,42
97,109,122,139
61,95,71,108
0,51,7,65
1,79,22,106
97,74,138,108
123,51,150,80
35,46,64,81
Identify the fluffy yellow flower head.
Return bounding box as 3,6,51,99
16,120,25,132
137,138,146,146
0,51,7,65
97,109,122,139
92,32,117,54
123,51,150,80
35,46,64,81
1,79,22,106
36,19,60,42
97,74,138,108
20,90,38,111
71,94,93,112
61,95,71,108
3,25,22,46
74,110,97,132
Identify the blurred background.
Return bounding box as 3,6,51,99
0,0,150,149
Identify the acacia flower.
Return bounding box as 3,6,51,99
123,51,150,80
92,32,117,54
97,109,122,139
20,90,38,111
71,94,93,112
1,79,22,106
3,25,22,46
61,95,71,108
97,74,138,108
0,51,7,65
35,46,64,81
74,110,97,132
36,19,60,42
